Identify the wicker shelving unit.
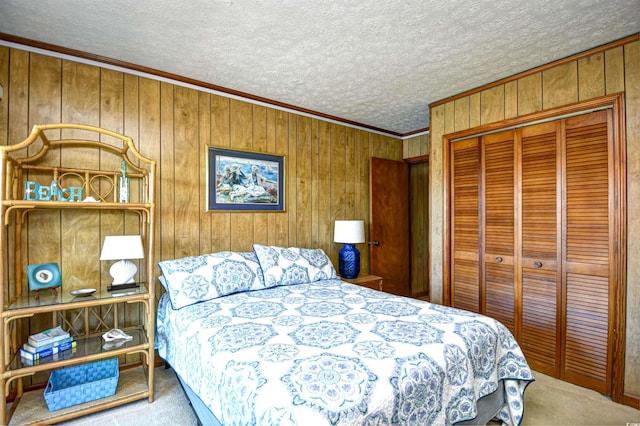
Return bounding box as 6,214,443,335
0,124,156,425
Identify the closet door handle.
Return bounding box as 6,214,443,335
495,257,502,264
534,261,543,269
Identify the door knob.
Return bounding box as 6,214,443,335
368,241,380,246
495,257,503,263
534,261,543,269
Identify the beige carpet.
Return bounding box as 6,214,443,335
59,367,639,425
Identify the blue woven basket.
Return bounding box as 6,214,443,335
44,358,119,411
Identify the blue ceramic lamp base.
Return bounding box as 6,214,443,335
338,243,360,279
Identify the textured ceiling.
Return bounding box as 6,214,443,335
0,0,638,135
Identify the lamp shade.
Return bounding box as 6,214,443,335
334,220,365,244
100,235,144,261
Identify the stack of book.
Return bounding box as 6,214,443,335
20,326,76,364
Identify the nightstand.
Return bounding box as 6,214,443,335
340,274,383,291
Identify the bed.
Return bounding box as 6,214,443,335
156,245,533,425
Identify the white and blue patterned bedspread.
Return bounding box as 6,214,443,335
156,279,533,425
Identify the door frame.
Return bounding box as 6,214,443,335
442,93,627,403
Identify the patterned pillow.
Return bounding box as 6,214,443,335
252,244,337,287
158,251,265,309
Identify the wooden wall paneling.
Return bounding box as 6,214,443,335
454,97,470,132
404,135,422,159
0,47,9,298
317,120,332,257
604,47,625,94
310,118,320,248
422,160,430,295
7,49,30,155
543,61,578,109
98,68,125,289
159,82,175,261
24,53,60,341
368,132,383,159
330,123,346,264
504,81,518,119
209,94,231,253
60,60,100,290
173,86,200,257
138,77,162,286
0,46,8,146
272,109,289,247
410,161,428,296
252,104,268,247
123,74,141,240
6,50,29,299
623,40,640,400
121,71,140,333
578,53,605,101
296,115,312,248
422,134,429,156
403,135,415,159
344,126,357,220
391,136,403,161
480,85,505,125
198,92,213,253
444,101,455,134
287,114,297,246
266,107,278,246
229,99,254,252
357,129,370,274
469,93,481,129
29,54,61,160
517,73,543,117
430,104,445,304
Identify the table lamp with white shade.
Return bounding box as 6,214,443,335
334,220,365,279
100,235,144,290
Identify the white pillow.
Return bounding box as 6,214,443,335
158,251,264,309
252,244,337,288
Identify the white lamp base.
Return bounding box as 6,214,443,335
109,259,137,286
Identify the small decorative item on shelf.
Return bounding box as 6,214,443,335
118,160,129,203
23,179,83,202
26,263,61,299
102,328,133,350
44,358,119,411
100,235,144,290
334,220,365,279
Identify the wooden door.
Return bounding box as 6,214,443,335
447,105,623,398
482,130,516,334
369,157,410,296
520,122,562,376
450,138,481,312
561,110,613,393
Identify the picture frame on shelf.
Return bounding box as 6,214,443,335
206,146,285,212
26,262,61,299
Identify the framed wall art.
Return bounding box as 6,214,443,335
207,146,285,211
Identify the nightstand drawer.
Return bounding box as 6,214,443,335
340,274,383,291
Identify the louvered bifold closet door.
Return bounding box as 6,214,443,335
451,138,481,312
482,131,516,334
520,122,561,376
561,110,613,394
